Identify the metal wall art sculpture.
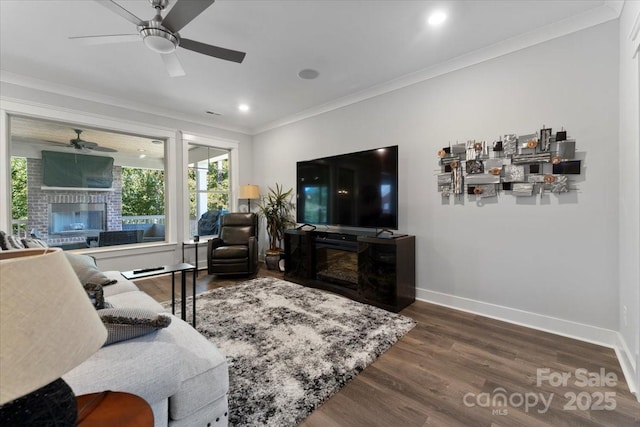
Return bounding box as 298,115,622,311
437,126,580,200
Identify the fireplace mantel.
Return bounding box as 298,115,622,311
41,186,114,192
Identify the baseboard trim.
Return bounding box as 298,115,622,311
415,288,638,398
416,288,617,346
614,333,639,400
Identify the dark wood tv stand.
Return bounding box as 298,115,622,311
284,229,415,312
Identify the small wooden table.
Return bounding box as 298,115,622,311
122,262,197,326
76,391,153,427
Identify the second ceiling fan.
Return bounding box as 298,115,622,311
71,0,246,77
46,129,117,153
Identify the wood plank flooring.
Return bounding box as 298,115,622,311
134,266,640,427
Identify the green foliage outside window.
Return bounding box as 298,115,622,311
11,157,28,221
11,156,228,228
188,158,229,218
121,168,165,215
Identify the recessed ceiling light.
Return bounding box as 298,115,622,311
298,69,319,80
139,154,147,159
238,104,250,112
138,149,146,152
428,11,447,26
206,110,221,116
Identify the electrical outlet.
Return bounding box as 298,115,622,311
623,305,628,327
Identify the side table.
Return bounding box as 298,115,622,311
121,263,197,327
76,391,153,427
182,238,210,271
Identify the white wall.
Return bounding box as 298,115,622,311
253,22,621,341
617,0,640,398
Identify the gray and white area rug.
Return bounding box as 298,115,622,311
171,277,415,426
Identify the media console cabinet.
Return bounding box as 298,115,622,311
284,229,415,312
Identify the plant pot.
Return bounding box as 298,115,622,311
264,251,282,271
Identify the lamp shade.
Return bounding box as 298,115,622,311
0,248,107,405
239,184,260,200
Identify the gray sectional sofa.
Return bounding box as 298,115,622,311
63,270,230,427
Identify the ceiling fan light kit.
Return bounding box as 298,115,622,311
140,27,178,54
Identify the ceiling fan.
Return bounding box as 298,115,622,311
70,0,246,77
49,129,118,153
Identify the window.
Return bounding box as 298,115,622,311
120,166,166,243
8,115,168,249
10,157,27,236
187,144,231,237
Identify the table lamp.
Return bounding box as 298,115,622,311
240,184,260,211
0,248,108,425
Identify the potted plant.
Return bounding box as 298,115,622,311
257,183,295,270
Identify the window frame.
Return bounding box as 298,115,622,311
181,132,239,240
188,148,230,237
0,99,177,252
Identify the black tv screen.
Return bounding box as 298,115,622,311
42,150,114,188
296,146,398,229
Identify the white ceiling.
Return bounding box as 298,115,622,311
0,0,620,134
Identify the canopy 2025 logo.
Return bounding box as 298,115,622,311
462,368,618,416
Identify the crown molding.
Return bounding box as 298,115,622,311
629,0,640,52
0,70,253,136
252,2,622,135
605,0,625,17
633,13,640,41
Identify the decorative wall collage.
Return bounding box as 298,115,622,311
436,126,581,200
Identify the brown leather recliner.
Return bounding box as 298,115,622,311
207,213,258,276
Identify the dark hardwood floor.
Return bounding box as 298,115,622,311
134,265,640,427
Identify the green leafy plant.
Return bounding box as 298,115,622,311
121,167,165,215
10,157,27,221
257,183,295,252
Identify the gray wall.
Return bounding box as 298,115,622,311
253,22,621,338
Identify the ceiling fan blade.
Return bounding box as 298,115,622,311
91,146,118,153
69,34,140,46
180,38,245,63
94,0,144,26
161,53,186,77
41,139,73,148
162,0,215,33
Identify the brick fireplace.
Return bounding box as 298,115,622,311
27,158,123,247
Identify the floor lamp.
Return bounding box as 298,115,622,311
0,248,107,425
240,184,260,211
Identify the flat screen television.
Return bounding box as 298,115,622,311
42,150,114,188
296,145,398,229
